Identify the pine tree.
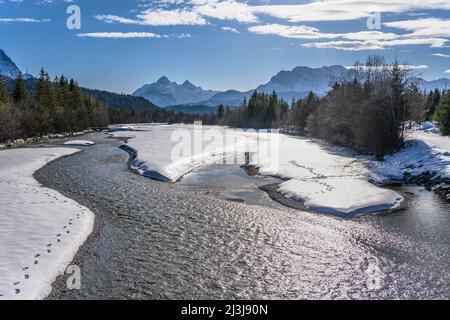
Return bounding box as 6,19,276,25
0,83,9,104
13,73,28,103
434,91,450,135
217,104,225,119
247,91,257,118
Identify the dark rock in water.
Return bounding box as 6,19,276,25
403,171,450,202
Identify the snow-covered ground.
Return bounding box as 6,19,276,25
111,124,404,217
256,134,404,216
369,127,450,186
63,140,95,146
0,148,95,300
110,124,259,182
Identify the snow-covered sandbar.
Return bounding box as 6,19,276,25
0,148,95,300
111,124,404,217
63,140,95,146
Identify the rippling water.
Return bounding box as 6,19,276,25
35,133,450,300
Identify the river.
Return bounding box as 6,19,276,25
35,132,450,300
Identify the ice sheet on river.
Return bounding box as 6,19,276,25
111,124,404,217
0,148,95,300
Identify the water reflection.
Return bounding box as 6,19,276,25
36,134,450,300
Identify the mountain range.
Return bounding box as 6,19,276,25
135,66,450,114
133,76,219,107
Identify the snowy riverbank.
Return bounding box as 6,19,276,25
111,124,404,217
368,130,450,201
0,148,95,300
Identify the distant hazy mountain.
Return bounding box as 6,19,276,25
256,65,351,97
167,65,450,114
133,76,219,107
0,49,20,79
191,65,352,108
413,78,450,92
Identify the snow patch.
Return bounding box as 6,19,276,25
369,131,449,185
278,178,403,217
112,124,404,217
63,140,95,146
0,148,95,300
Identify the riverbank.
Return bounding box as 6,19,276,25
0,147,95,299
368,133,450,202
0,130,93,150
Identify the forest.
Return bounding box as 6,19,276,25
0,69,198,143
0,69,109,142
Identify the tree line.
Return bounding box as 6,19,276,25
0,68,208,143
0,69,109,142
217,90,290,129
218,56,450,160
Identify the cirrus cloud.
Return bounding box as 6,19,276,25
77,32,162,39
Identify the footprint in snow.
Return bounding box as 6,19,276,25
24,275,30,280
15,289,20,294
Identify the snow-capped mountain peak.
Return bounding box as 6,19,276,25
133,77,219,107
0,49,21,79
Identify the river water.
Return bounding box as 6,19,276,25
35,133,450,300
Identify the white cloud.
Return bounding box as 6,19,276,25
77,32,162,38
95,0,256,26
251,0,450,23
303,38,447,51
137,8,208,25
221,26,239,33
248,24,400,41
248,24,341,40
195,0,257,23
431,53,450,58
94,15,138,25
303,41,385,51
248,23,448,50
90,0,450,50
385,18,450,38
346,64,429,71
96,9,208,26
0,17,50,23
95,0,450,26
446,69,450,73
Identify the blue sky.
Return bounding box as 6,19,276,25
1,0,450,93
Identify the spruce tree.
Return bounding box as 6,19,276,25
217,104,225,119
0,83,9,104
13,73,28,103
